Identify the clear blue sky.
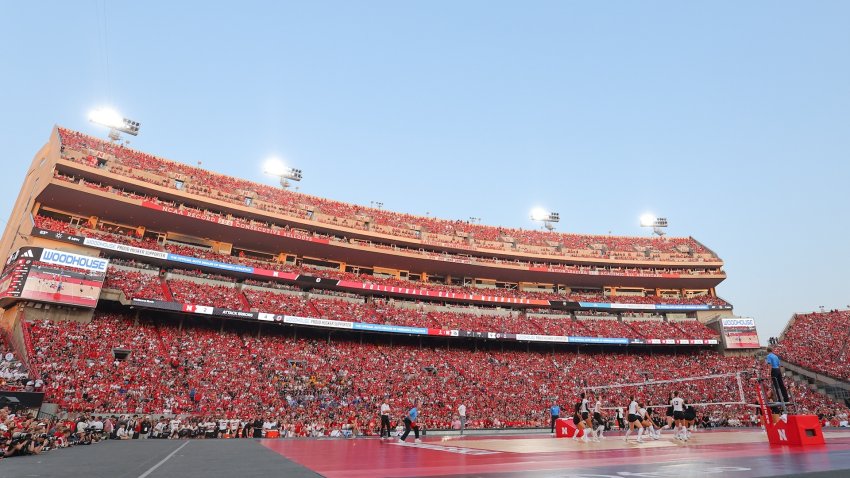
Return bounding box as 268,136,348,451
1,1,848,342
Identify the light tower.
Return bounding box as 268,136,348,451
263,158,303,189
531,208,560,231
640,214,668,237
89,107,141,142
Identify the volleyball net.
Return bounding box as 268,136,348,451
583,372,748,410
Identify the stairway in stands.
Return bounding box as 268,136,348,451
307,299,323,317
424,312,442,328
238,291,252,310
160,277,175,302
524,313,545,334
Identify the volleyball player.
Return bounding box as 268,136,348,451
623,396,644,443
661,393,675,433
683,399,697,437
578,392,598,441
670,391,686,440
639,403,659,440
571,400,585,441
592,394,606,439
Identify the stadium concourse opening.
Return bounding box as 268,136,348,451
0,126,848,478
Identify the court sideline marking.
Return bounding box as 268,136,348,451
137,440,190,478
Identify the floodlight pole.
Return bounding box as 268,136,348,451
641,217,668,237
531,211,560,231
270,167,303,189
89,109,141,142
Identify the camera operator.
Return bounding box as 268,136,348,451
4,431,45,457
115,423,131,440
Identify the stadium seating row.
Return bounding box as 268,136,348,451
103,266,720,340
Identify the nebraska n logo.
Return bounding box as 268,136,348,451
21,250,34,258
778,429,787,441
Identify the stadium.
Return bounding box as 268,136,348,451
4,2,850,475
0,124,848,477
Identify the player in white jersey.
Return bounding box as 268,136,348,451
623,396,645,443
639,404,660,440
592,394,606,439
670,391,687,440
576,392,598,442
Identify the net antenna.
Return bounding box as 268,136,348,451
584,372,747,409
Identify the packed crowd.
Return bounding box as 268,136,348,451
775,309,850,381
38,178,726,280
57,128,718,261
20,312,847,439
33,213,731,309
95,259,725,340
0,351,31,391
167,278,246,310
103,267,166,301
112,273,721,340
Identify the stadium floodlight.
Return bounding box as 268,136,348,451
370,201,384,210
263,158,302,188
640,213,668,237
530,208,560,231
530,208,548,222
88,107,141,141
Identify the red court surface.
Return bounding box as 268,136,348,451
262,429,850,478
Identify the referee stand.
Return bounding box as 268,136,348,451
751,358,824,447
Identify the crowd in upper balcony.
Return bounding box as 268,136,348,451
33,214,731,310
47,171,725,277
775,309,850,381
48,172,722,276
56,128,719,263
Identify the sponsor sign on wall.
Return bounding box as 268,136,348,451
720,317,760,349
39,249,109,272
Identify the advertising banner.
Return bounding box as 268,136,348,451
81,237,169,260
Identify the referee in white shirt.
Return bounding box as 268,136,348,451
458,403,467,435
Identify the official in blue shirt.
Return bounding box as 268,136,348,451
400,399,421,443
549,401,561,434
765,347,789,403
